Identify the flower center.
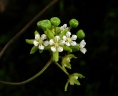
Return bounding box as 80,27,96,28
54,42,59,47
38,39,43,45
66,38,72,43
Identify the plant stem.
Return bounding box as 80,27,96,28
0,58,53,85
55,62,69,76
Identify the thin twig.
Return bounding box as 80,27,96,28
0,0,58,58
0,58,53,85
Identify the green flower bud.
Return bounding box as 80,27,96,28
69,19,79,28
30,46,38,54
52,51,59,62
25,39,34,44
45,29,54,39
50,17,61,26
63,46,72,52
34,30,39,35
58,30,68,39
37,20,51,31
76,29,85,39
70,44,79,52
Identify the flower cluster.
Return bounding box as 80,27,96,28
26,17,87,91
26,22,86,55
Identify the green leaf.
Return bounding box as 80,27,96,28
30,46,38,54
25,39,34,44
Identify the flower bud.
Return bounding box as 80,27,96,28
76,29,85,39
70,44,79,52
69,19,79,28
34,30,39,35
58,30,68,39
63,46,72,52
30,46,38,54
50,17,61,26
25,39,34,44
37,20,51,31
45,29,54,39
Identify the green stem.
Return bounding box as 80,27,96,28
0,58,53,85
55,62,69,76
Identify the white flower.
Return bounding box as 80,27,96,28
60,24,68,32
63,31,77,46
49,36,65,52
79,40,87,54
33,34,48,50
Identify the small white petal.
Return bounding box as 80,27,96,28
66,42,70,46
49,39,54,45
33,40,38,46
60,40,65,45
39,45,44,50
43,41,49,46
57,46,63,52
41,34,46,40
71,41,77,46
63,24,67,28
35,34,40,40
80,48,87,54
71,35,77,40
80,40,86,48
51,46,56,52
54,36,60,41
63,36,67,41
60,26,63,29
66,31,71,37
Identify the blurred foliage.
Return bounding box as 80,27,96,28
0,0,118,96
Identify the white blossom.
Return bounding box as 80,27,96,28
79,40,87,54
63,31,77,46
33,34,48,50
60,24,68,32
49,36,65,52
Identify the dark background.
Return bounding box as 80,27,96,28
0,0,118,96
